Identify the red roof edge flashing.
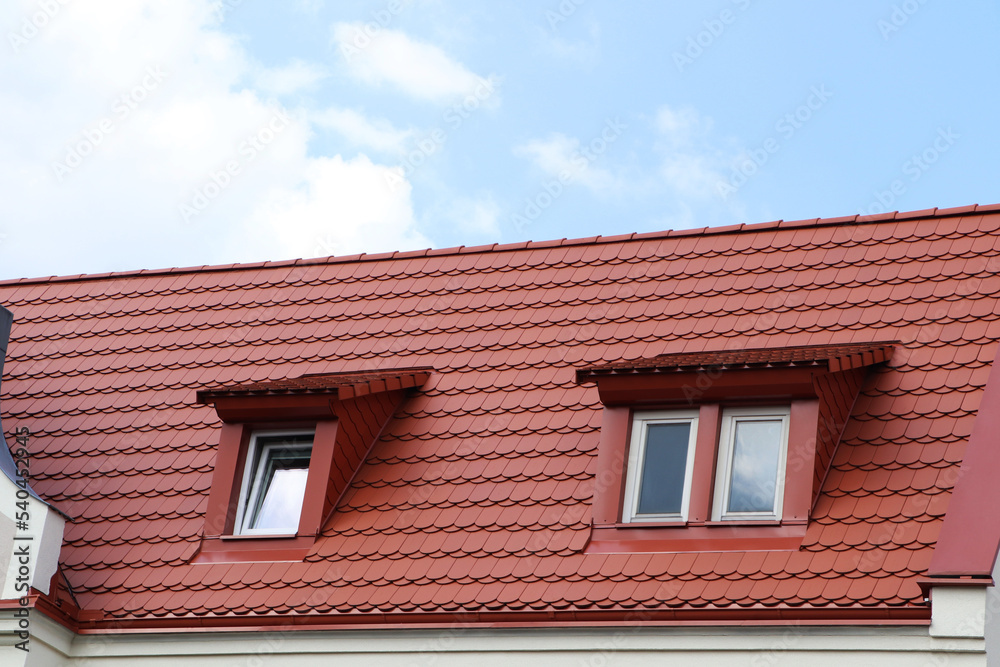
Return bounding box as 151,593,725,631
916,576,995,599
928,342,1000,578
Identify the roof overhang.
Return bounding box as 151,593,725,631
196,367,433,422
575,342,897,405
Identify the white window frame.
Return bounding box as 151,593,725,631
712,406,791,522
234,429,314,536
622,409,699,523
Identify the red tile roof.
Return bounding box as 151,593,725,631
4,204,1000,630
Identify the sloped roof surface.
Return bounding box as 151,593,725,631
3,205,1000,627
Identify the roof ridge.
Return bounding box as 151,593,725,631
3,203,997,286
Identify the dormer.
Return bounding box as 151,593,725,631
575,342,896,552
195,367,432,562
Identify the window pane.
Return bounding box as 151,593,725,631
243,433,313,533
727,419,782,513
636,422,691,515
251,466,309,531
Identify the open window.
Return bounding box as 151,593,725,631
235,430,314,535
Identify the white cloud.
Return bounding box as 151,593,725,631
295,0,324,14
659,154,729,199
538,21,601,64
514,133,621,193
332,22,499,105
242,154,431,260
656,105,711,141
513,106,746,223
652,104,741,199
0,0,431,279
444,195,500,237
254,60,329,96
312,107,412,154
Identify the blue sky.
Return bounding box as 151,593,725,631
0,0,997,279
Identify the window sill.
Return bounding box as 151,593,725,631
193,534,315,563
586,521,808,553
607,519,795,529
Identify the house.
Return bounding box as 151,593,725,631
3,204,1000,665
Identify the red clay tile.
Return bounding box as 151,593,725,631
872,575,903,602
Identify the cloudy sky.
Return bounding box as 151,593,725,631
0,1,997,280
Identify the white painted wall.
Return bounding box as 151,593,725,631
0,610,71,666
931,586,988,638
1,612,988,667
987,547,1000,667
